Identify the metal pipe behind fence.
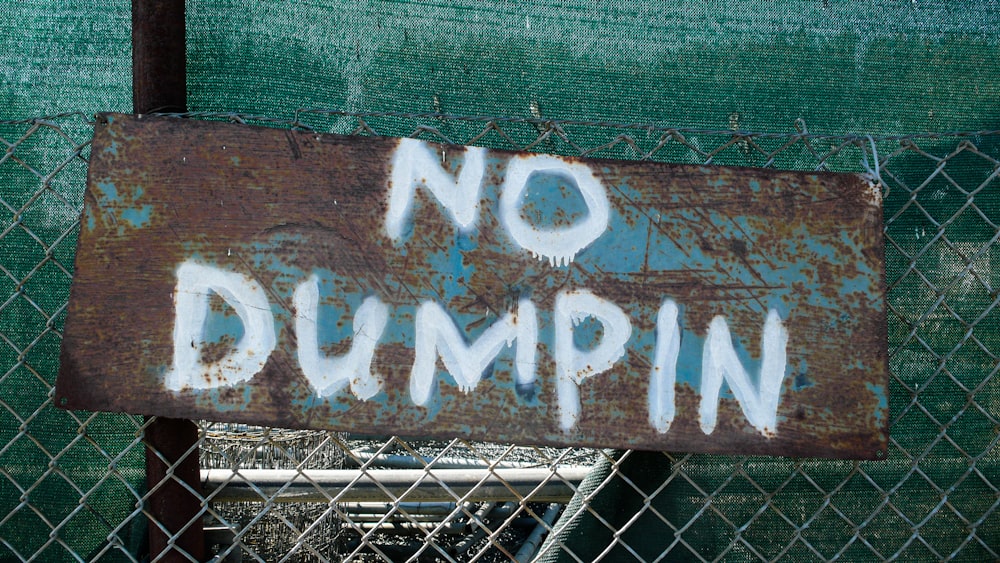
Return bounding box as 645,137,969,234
350,520,468,535
514,502,562,563
347,451,554,469
340,501,462,515
449,502,515,557
202,467,589,503
342,512,456,523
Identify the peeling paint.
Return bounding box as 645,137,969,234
57,114,889,459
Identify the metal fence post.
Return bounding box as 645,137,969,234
132,0,204,560
133,0,186,114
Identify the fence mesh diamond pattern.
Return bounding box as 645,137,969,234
0,112,997,561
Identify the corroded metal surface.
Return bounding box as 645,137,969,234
57,113,888,459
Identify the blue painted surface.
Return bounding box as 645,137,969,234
176,151,883,436
65,116,888,458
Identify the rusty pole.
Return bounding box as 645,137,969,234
133,1,205,561
133,0,186,114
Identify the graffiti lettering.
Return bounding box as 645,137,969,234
386,141,610,267
165,260,789,437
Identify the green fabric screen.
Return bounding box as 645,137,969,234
1,2,141,560
1,0,998,559
187,1,999,134
186,4,1000,558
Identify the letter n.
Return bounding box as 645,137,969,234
699,310,789,436
385,138,486,240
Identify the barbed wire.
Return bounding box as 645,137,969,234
6,109,1000,144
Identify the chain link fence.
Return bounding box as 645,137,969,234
1,111,997,561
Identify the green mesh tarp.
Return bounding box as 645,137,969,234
187,5,999,558
186,1,1000,134
1,2,142,560
2,0,999,559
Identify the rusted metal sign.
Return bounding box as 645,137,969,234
56,114,888,459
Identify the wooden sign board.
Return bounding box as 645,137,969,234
56,114,888,459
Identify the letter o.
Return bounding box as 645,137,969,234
499,156,610,267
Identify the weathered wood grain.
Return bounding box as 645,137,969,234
56,113,888,459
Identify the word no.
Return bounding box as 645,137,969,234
164,139,790,436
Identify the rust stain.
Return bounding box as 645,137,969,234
56,113,888,460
